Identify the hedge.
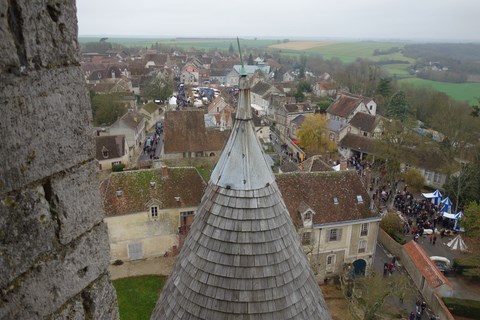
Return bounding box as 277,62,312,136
443,297,480,318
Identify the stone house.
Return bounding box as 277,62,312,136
103,111,146,158
162,110,230,159
313,81,337,98
273,102,315,141
180,70,198,85
326,93,377,124
225,65,271,87
289,114,305,140
101,166,205,261
282,71,295,82
276,170,381,282
139,102,163,131
250,80,280,115
95,135,130,170
331,112,385,143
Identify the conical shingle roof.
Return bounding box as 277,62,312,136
152,74,331,320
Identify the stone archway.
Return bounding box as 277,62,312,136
353,259,367,277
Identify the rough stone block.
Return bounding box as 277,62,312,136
0,66,94,193
0,0,80,74
49,296,85,320
0,223,111,319
0,184,56,289
81,274,119,320
51,161,105,244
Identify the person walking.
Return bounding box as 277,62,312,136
433,235,437,245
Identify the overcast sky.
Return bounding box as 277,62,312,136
76,0,480,41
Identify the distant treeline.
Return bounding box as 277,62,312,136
374,60,410,65
417,69,468,83
373,47,402,56
404,43,480,76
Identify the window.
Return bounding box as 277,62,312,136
327,228,342,242
150,206,158,218
181,211,194,217
326,254,336,272
433,172,441,183
304,211,312,221
358,240,367,253
302,232,311,245
128,242,143,260
360,223,369,237
357,195,364,204
102,146,109,159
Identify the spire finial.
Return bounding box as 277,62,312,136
237,37,246,76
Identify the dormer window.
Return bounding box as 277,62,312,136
333,197,339,205
357,195,363,204
102,146,109,159
150,206,158,218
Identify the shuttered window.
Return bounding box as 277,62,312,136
326,228,342,242
128,242,143,260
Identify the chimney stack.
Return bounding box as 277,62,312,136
161,163,168,178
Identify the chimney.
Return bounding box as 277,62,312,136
162,163,168,178
340,158,348,171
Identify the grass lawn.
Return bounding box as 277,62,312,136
399,77,480,104
113,275,165,320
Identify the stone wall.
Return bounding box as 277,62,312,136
0,1,118,318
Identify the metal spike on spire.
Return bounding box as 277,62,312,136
237,37,247,76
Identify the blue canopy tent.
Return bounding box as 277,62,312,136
439,197,453,214
422,189,442,206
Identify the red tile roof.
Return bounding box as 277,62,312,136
339,133,377,154
349,112,378,132
95,135,125,160
164,110,225,154
327,95,361,118
403,241,452,289
101,167,205,216
275,170,375,226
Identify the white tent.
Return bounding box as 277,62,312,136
422,189,442,206
447,235,468,252
439,197,453,214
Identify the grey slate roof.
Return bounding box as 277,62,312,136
152,73,331,320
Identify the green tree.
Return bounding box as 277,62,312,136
346,272,414,320
247,53,254,65
228,42,234,54
90,91,127,126
380,212,403,237
402,168,425,193
386,91,410,122
316,99,332,114
296,114,337,155
377,78,393,98
143,73,173,101
462,202,480,239
371,120,420,195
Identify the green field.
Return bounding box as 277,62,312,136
399,78,480,104
113,275,165,320
304,41,410,63
79,37,277,51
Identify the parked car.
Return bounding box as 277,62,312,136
430,256,451,274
